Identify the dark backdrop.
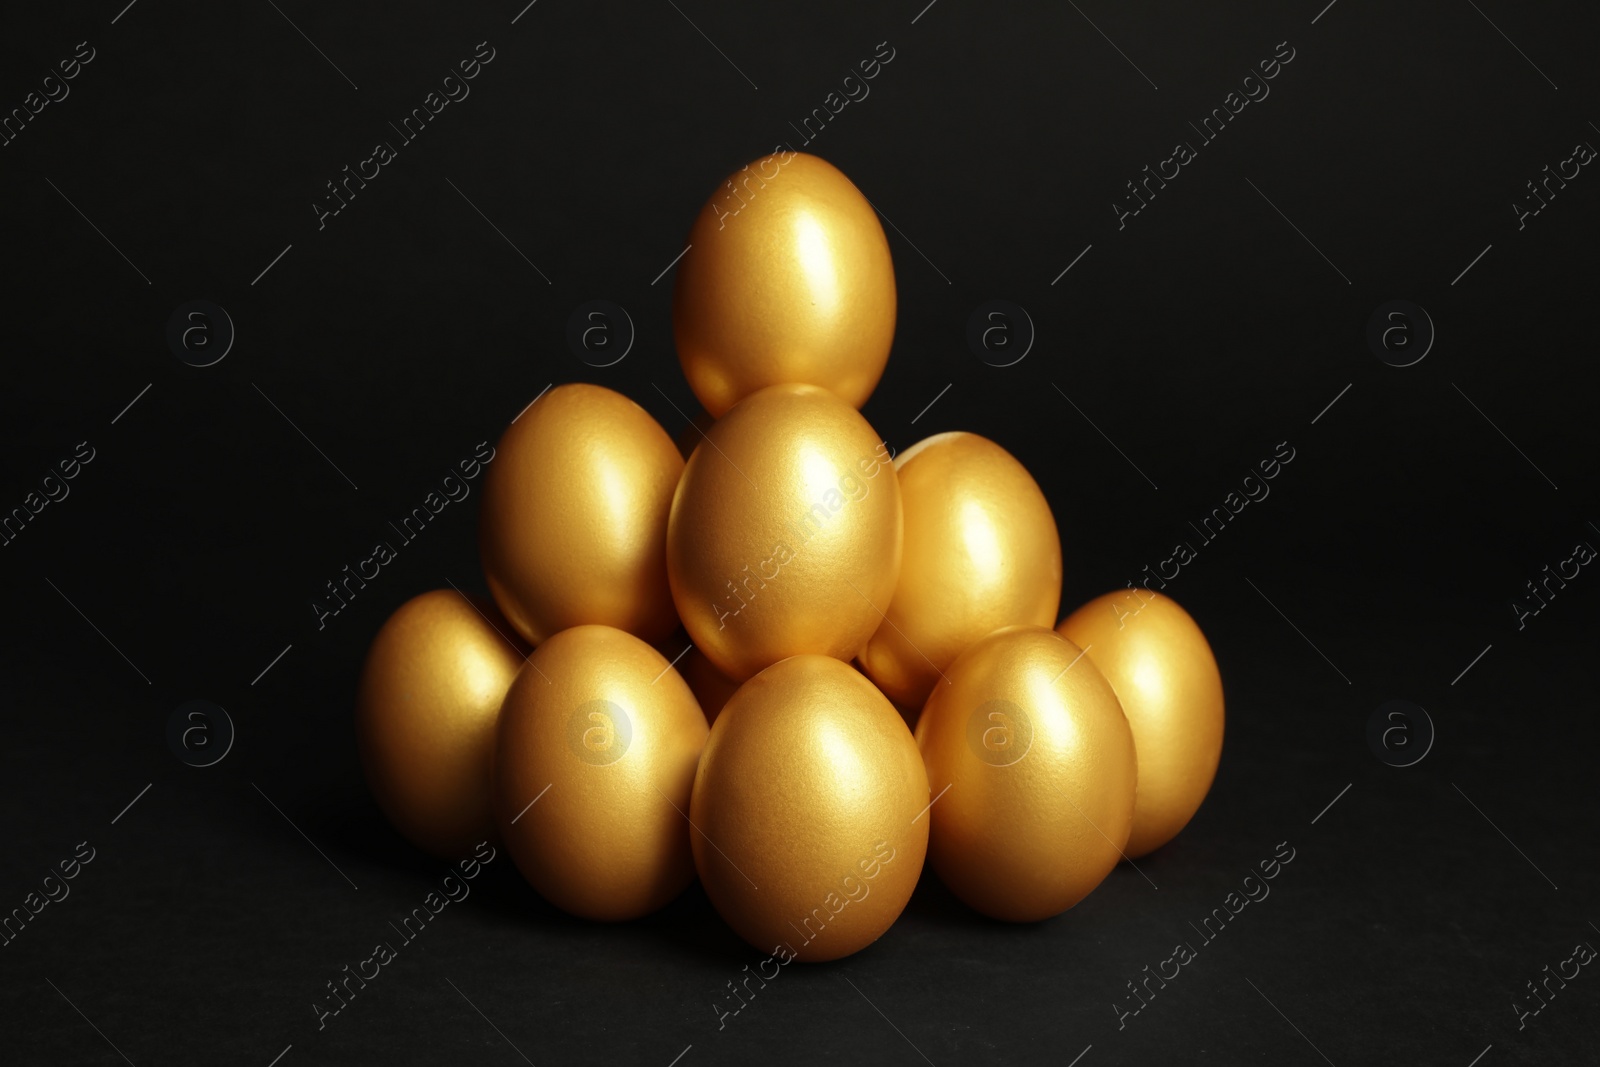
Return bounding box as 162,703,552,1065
1,0,1596,1064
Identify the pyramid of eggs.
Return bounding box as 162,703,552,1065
356,152,1224,960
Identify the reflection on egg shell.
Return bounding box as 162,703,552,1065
356,589,526,860
479,383,683,646
494,625,708,921
674,151,896,417
667,384,902,681
916,626,1136,922
1057,590,1223,857
691,655,928,961
859,431,1061,715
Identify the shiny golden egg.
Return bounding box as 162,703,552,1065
479,383,683,646
859,432,1061,715
1057,590,1223,857
667,383,902,681
673,151,897,417
356,589,526,860
915,626,1136,922
691,655,928,961
493,624,708,921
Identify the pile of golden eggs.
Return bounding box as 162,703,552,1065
356,151,1224,961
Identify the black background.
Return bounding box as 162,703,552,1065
2,0,1597,1064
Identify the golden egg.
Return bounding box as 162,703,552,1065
859,432,1061,714
1057,590,1224,857
493,624,708,921
915,626,1136,922
691,655,928,961
680,647,741,725
356,589,526,860
667,383,902,680
480,383,683,646
673,151,896,417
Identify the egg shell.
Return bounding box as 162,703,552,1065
691,655,929,961
494,624,709,921
1057,590,1223,857
356,589,526,860
479,383,683,646
667,383,902,680
915,625,1137,922
859,431,1061,714
673,151,896,417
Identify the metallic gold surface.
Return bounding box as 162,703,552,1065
673,151,896,417
1057,590,1224,857
356,589,526,860
680,647,741,725
480,383,683,646
668,384,902,680
494,625,708,921
915,626,1136,922
691,655,928,961
859,432,1061,714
